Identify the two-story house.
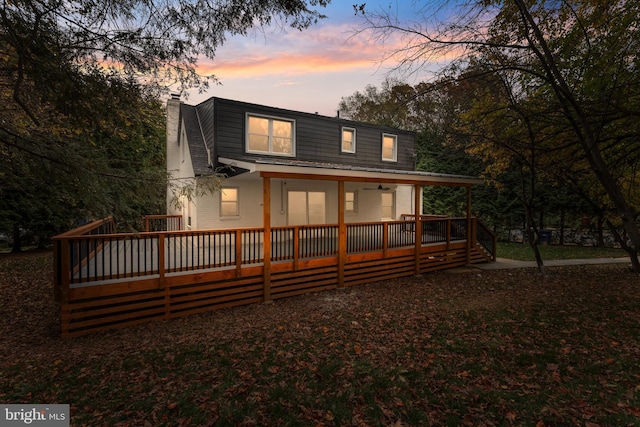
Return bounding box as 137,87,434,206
166,95,479,229
51,95,494,338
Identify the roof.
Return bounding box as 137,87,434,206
218,157,483,186
181,104,211,176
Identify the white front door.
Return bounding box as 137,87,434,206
288,191,326,225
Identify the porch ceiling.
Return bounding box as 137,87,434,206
218,157,483,187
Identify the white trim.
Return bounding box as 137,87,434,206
245,113,296,157
217,157,483,185
382,133,398,162
220,186,240,218
381,191,396,220
341,127,356,153
345,190,358,214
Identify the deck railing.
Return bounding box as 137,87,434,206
53,217,116,299
476,220,497,261
54,217,489,291
143,215,182,232
53,216,496,337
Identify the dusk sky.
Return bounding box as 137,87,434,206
186,1,444,116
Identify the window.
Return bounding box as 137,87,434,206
247,114,295,156
341,127,356,153
382,133,397,162
220,187,239,217
345,191,357,213
288,191,326,225
381,192,395,220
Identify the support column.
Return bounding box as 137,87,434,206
338,180,346,287
414,183,422,276
263,175,272,302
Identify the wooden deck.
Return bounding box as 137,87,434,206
53,217,495,337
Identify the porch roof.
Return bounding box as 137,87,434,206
218,157,484,186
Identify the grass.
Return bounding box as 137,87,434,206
497,241,628,261
1,252,639,426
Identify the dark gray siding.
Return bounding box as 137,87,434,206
206,97,416,171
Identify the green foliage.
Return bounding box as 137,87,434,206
497,242,627,261
1,0,328,97
0,47,167,242
0,0,330,248
355,0,640,268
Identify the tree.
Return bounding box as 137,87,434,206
340,77,503,224
0,0,329,250
0,64,168,249
355,0,640,271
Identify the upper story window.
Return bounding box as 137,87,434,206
246,114,295,156
382,133,397,162
341,127,356,153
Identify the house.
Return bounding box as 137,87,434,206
165,95,479,230
51,95,495,338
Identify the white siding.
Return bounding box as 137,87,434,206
182,178,422,229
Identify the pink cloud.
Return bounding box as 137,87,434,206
196,22,399,79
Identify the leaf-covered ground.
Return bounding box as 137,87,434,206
1,251,639,426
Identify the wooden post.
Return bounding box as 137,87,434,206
466,186,472,265
293,226,300,271
383,222,389,258
158,233,169,318
59,238,71,337
262,176,272,302
235,230,242,277
414,184,422,276
338,180,346,287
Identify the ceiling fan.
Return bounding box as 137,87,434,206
363,184,391,191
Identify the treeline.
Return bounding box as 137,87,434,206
348,0,640,271
0,0,328,251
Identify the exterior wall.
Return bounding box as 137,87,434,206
206,98,416,171
169,96,424,231
166,96,182,216
396,185,419,219
188,176,419,230
195,174,265,230
166,99,197,227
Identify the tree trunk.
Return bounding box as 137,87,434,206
559,208,565,246
11,222,21,253
526,226,546,275
515,0,640,271
607,219,640,271
597,216,604,247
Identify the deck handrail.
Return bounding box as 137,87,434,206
52,217,116,301
143,215,182,232
53,217,482,291
54,217,116,238
476,219,497,261
54,216,498,336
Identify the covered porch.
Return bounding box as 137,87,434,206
53,168,494,337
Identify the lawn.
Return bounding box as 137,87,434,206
1,251,639,426
497,242,628,261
